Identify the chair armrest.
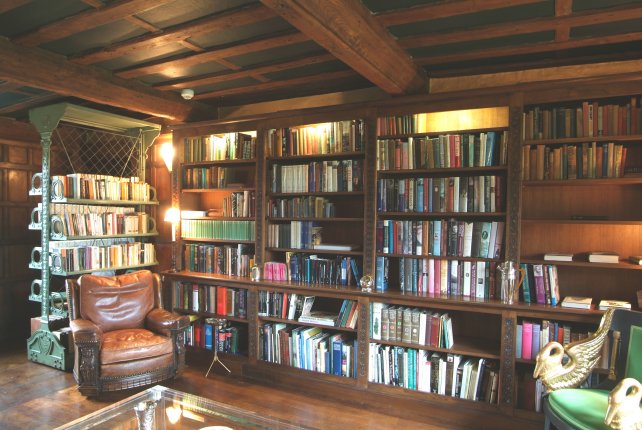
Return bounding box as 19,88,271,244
69,319,103,345
146,308,190,336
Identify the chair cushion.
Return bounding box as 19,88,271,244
548,389,611,430
101,328,173,365
79,270,154,332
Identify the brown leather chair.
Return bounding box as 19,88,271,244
66,270,189,396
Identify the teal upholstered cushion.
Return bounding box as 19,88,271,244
548,389,611,430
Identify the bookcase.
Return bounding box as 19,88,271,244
516,95,642,415
26,103,160,370
169,128,258,361
163,95,637,424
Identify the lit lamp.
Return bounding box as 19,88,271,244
164,207,180,272
160,141,175,172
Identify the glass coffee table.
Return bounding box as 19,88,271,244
56,385,306,430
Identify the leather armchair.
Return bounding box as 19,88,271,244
66,270,189,396
534,308,642,430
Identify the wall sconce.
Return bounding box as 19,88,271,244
160,141,175,172
164,207,180,272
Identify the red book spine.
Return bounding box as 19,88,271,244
216,287,227,315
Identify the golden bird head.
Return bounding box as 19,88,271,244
534,341,564,379
605,378,642,430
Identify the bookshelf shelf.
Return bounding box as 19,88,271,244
47,197,158,205
373,336,500,360
520,257,642,270
266,151,365,162
377,126,508,140
378,212,505,219
258,316,357,333
269,191,364,197
51,232,158,241
522,178,642,186
50,261,158,277
182,159,256,167
266,247,362,256
523,134,642,145
183,187,256,193
266,217,362,222
377,166,507,176
182,238,255,244
173,308,248,324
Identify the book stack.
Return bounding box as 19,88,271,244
588,252,619,264
367,345,499,403
259,324,357,378
598,299,631,311
561,296,593,310
377,175,504,214
376,131,507,170
518,263,561,306
370,304,453,349
175,283,248,318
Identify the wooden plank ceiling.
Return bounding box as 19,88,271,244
0,0,642,123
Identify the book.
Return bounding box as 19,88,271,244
561,296,593,309
544,252,573,262
298,311,338,326
588,251,619,264
598,299,631,311
313,243,357,251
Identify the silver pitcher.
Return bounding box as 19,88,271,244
496,261,526,305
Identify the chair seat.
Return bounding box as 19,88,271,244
101,328,173,365
548,389,612,430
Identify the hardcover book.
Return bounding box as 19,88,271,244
544,252,573,262
598,299,631,311
588,251,619,263
561,296,593,309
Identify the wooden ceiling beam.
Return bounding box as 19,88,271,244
402,3,642,49
555,0,572,42
194,69,357,100
154,53,334,90
0,93,61,114
13,0,173,47
0,0,30,15
399,6,642,49
376,0,544,27
417,32,642,68
0,37,199,121
116,31,308,79
260,0,426,95
124,15,161,33
72,3,275,65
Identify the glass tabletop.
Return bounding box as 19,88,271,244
56,385,306,430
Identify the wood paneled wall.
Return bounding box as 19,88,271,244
0,135,40,342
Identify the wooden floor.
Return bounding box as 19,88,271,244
0,342,542,430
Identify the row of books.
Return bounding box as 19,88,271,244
371,303,454,348
185,317,243,354
267,196,336,219
519,263,560,306
377,175,504,214
51,174,152,201
180,219,255,240
181,166,251,190
267,221,319,250
516,319,605,362
267,121,365,157
258,293,358,329
182,243,254,277
521,142,627,181
523,98,642,140
376,113,427,136
376,132,507,171
368,346,499,404
376,257,498,298
220,191,255,218
376,220,504,259
270,160,363,194
173,283,248,318
183,132,256,162
49,204,151,237
259,323,357,378
48,239,155,273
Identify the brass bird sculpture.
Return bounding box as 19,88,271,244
534,308,615,392
605,378,642,430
